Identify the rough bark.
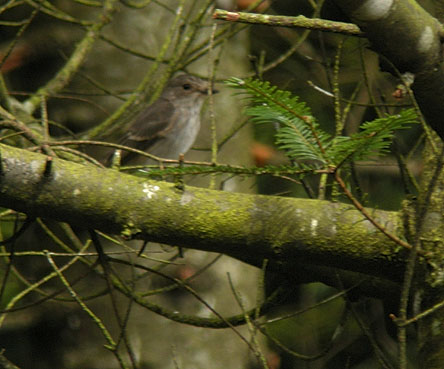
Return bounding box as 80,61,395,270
333,0,444,140
0,143,407,283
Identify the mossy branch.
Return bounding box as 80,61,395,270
212,9,363,37
0,143,407,283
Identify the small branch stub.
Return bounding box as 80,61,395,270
43,156,53,177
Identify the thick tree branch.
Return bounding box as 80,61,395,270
332,0,444,140
0,144,407,282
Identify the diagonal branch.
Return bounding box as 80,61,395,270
212,9,364,36
23,0,119,113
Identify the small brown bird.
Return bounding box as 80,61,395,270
110,74,215,166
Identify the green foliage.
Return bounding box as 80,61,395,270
226,77,418,169
329,110,418,166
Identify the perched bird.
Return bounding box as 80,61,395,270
110,74,215,166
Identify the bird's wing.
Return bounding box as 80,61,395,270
109,98,176,165
123,98,176,143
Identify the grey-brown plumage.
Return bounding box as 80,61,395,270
111,74,214,166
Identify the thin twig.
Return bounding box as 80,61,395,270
213,9,364,37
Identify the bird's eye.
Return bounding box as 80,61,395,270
182,83,191,90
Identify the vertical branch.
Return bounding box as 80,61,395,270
207,20,223,189
397,148,444,368
333,40,344,137
89,230,137,367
